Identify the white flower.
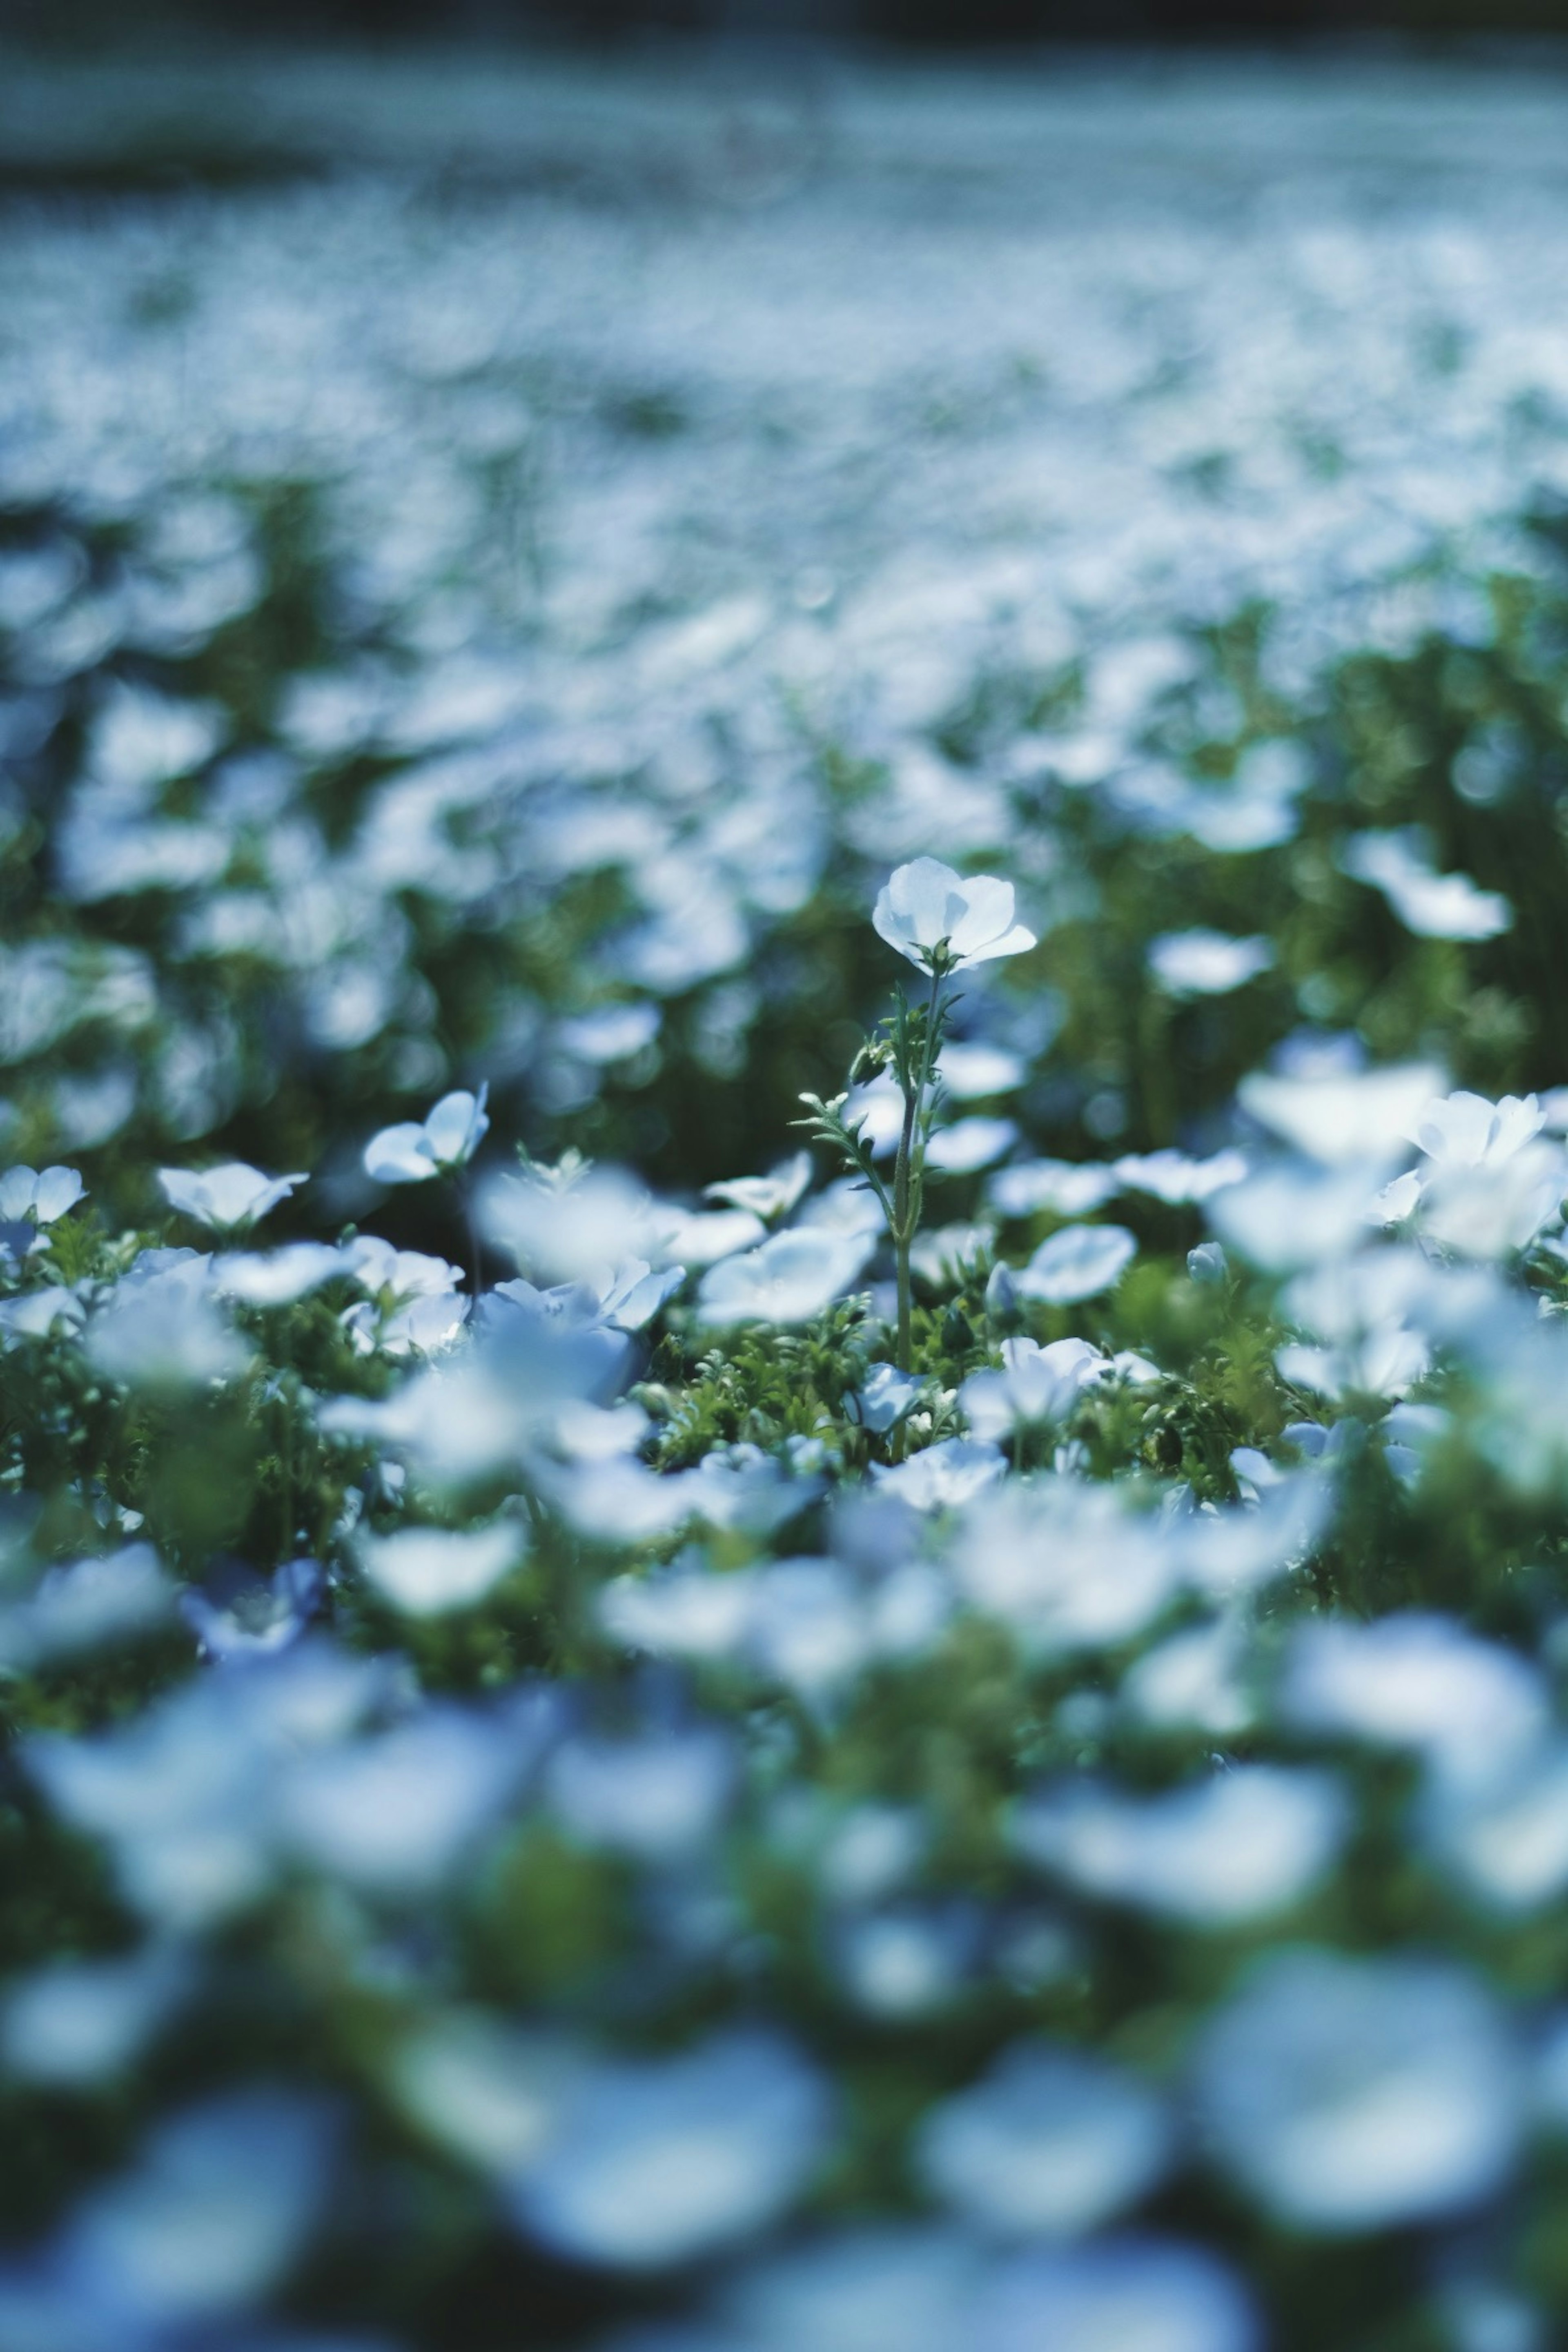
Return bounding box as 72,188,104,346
1147,929,1274,998
358,1523,526,1617
961,1337,1102,1443
1195,1948,1522,2231
941,1041,1025,1099
1413,1089,1544,1174
925,1116,1017,1174
697,1227,873,1327
1239,1062,1447,1168
1396,1090,1567,1259
1341,828,1512,941
158,1163,306,1233
344,1237,466,1301
212,1243,346,1307
363,1086,490,1185
0,1164,85,1227
917,2041,1171,2238
1014,1766,1348,1927
872,1436,1006,1511
1016,1223,1136,1305
988,1159,1120,1219
853,1362,929,1433
1115,1148,1247,1205
872,858,1036,973
511,2031,834,2270
704,1150,813,1221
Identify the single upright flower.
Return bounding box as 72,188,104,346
158,1163,306,1233
363,1086,490,1185
872,858,1036,975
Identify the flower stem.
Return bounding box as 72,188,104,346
890,966,944,1376
454,1171,483,1308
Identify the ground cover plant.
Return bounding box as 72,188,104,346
12,46,1568,2352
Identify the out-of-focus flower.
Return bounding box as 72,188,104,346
357,1521,525,1616
697,1227,873,1327
976,2236,1259,2352
1016,1223,1136,1305
961,1336,1102,1444
88,1260,252,1391
1148,929,1274,998
925,1117,1018,1174
1240,1061,1446,1169
1341,827,1513,940
851,1362,929,1433
2,1943,189,2090
918,2041,1171,2238
1194,1948,1522,2231
704,1151,813,1221
0,1544,172,1671
510,2030,834,2271
362,1085,490,1184
158,1163,306,1232
212,1242,345,1307
0,1163,85,1228
873,1436,1006,1512
872,858,1035,973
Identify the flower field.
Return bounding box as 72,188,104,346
8,47,1568,2352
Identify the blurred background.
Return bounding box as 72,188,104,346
5,10,1568,1273
9,0,1568,43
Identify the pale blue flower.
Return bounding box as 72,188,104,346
512,2031,834,2270
363,1084,490,1184
873,859,1035,973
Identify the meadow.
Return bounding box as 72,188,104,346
6,47,1568,2352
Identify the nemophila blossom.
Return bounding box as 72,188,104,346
1016,1222,1137,1305
49,2087,338,2332
0,1163,85,1228
0,1545,172,1673
872,858,1036,973
704,1149,813,1221
1238,1061,1446,1168
988,1158,1121,1218
158,1162,306,1232
362,1084,490,1184
978,2239,1260,2352
925,1115,1017,1173
1341,826,1513,941
851,1361,928,1433
916,2040,1172,2238
1,1943,189,2091
1147,929,1274,998
871,1435,1005,1511
1386,1088,1568,1257
697,1227,873,1327
1194,1949,1522,2232
357,1522,525,1617
509,2030,835,2272
87,1265,252,1392
491,1258,683,1335
1014,1765,1350,1928
961,1336,1103,1446
1115,1147,1248,1205
180,1558,322,1663
210,1241,344,1307
956,1479,1177,1654
547,1724,735,1864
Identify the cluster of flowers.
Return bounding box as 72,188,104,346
4,853,1568,2351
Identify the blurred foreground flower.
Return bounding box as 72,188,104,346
158,1163,306,1232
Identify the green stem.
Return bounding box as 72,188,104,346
454,1171,483,1305
890,966,944,1375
